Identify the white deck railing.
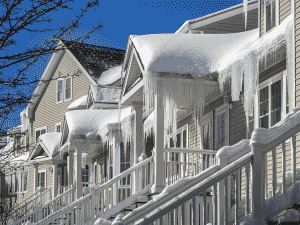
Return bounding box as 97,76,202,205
164,148,217,186
12,185,76,225
120,107,300,225
37,155,154,225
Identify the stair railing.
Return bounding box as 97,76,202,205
37,155,154,225
12,185,76,225
164,148,217,186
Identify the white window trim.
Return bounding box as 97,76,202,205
264,0,279,34
55,123,62,133
201,111,213,150
56,78,64,104
65,76,72,102
38,169,46,188
215,104,230,150
35,126,47,142
254,70,286,130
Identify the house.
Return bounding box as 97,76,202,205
8,0,300,224
2,40,125,209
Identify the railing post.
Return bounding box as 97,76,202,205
250,143,265,221
217,156,228,225
90,184,96,224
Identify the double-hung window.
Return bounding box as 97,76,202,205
215,105,230,150
201,112,213,150
82,165,89,184
35,126,47,142
265,0,277,33
57,77,72,103
38,170,46,188
258,71,288,129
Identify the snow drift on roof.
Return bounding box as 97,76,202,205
131,29,259,76
65,107,132,141
96,65,122,85
38,132,62,156
90,85,121,104
67,95,88,111
11,152,29,167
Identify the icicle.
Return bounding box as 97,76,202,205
218,68,229,94
243,0,248,30
231,60,244,101
286,19,295,109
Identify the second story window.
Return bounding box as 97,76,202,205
65,77,72,101
55,123,61,133
36,126,47,142
57,79,63,103
265,0,276,33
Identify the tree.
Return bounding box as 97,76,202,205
0,0,103,223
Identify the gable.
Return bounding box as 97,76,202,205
30,145,49,161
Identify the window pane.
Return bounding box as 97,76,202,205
41,172,45,187
176,133,181,147
260,86,269,116
23,173,27,191
41,129,46,135
260,116,269,129
271,109,281,126
66,78,71,99
271,80,281,110
183,130,187,148
217,113,226,149
170,137,174,148
203,123,210,149
58,80,63,91
36,130,40,141
66,78,71,89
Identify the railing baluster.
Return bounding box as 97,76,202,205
201,153,204,172
192,196,196,225
235,170,239,225
291,135,296,185
181,202,185,225
196,153,199,175
213,183,217,225
203,190,207,225
187,153,190,177
245,163,250,216
224,177,228,225
272,148,277,197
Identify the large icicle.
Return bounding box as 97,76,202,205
286,19,295,109
243,0,248,30
231,60,244,101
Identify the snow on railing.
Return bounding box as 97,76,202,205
36,155,153,225
164,148,217,186
12,185,76,225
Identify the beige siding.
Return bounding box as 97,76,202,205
260,0,264,37
279,0,291,24
29,50,93,146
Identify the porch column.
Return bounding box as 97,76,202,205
67,152,74,188
34,163,39,192
133,103,143,165
53,163,58,198
76,147,82,199
153,81,165,193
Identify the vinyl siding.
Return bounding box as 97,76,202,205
260,0,265,37
279,0,291,24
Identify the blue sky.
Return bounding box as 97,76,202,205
3,0,244,131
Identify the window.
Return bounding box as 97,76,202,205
201,112,213,150
57,79,63,103
265,0,277,33
38,171,46,188
82,165,89,183
215,104,230,150
55,123,61,133
15,136,21,154
65,77,72,101
120,142,130,185
257,71,288,129
57,77,72,103
35,127,47,142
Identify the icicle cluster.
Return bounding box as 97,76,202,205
218,14,294,129
143,74,205,145
243,0,248,30
121,113,134,149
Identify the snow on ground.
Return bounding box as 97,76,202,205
65,107,132,141
67,95,87,111
90,85,121,104
38,132,62,156
96,65,122,86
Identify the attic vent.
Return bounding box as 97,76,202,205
190,30,204,34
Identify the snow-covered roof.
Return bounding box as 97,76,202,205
131,29,259,76
67,95,88,111
65,107,132,141
11,152,29,167
96,65,122,86
90,85,121,104
38,132,62,156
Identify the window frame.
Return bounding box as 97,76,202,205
56,78,64,104
201,111,213,150
55,123,61,133
215,104,230,150
35,126,47,142
38,169,46,188
264,0,278,34
65,76,72,102
255,70,287,129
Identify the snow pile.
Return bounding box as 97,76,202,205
38,132,62,156
96,65,122,86
67,95,87,111
90,85,121,104
65,107,132,143
271,209,300,223
275,166,300,194
217,139,250,157
11,152,29,167
93,218,111,225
